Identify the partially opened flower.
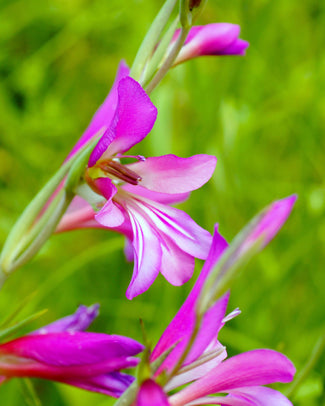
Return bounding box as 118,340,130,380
0,305,143,397
173,23,249,65
135,196,296,405
57,62,218,299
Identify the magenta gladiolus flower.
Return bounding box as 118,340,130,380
173,23,249,65
0,305,143,397
135,196,296,405
57,62,218,299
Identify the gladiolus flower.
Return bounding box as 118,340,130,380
0,305,143,397
173,23,249,65
136,196,296,405
57,62,218,299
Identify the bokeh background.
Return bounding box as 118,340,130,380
0,0,324,404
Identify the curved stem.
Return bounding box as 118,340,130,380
285,331,325,399
145,26,190,94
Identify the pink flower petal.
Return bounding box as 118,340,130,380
89,77,157,166
181,396,252,405
135,198,212,259
66,61,129,161
175,24,249,64
94,178,125,227
171,349,295,405
125,205,162,299
227,386,294,406
123,184,190,204
126,155,217,194
0,333,143,368
186,387,294,406
56,196,98,232
63,372,134,398
160,237,195,286
151,228,228,372
137,380,170,406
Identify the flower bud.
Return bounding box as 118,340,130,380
173,23,249,65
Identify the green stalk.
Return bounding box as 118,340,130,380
141,16,179,87
145,25,190,94
130,0,178,81
8,191,71,273
285,331,325,399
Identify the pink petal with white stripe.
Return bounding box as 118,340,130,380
125,205,162,299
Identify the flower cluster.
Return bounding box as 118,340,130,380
0,2,298,406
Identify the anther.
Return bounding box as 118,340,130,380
99,160,142,186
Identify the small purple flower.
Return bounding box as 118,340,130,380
57,62,218,299
173,23,249,65
136,196,296,405
0,305,143,397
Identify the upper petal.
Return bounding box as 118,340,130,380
89,77,157,166
66,61,129,161
126,155,217,194
170,349,295,405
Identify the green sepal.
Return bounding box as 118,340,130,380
0,137,98,280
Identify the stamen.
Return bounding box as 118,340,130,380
99,160,142,186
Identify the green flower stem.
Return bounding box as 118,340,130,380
141,16,179,88
285,331,325,399
130,0,178,81
8,190,71,273
179,0,192,28
145,25,190,94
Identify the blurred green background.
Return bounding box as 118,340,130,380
0,0,324,404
